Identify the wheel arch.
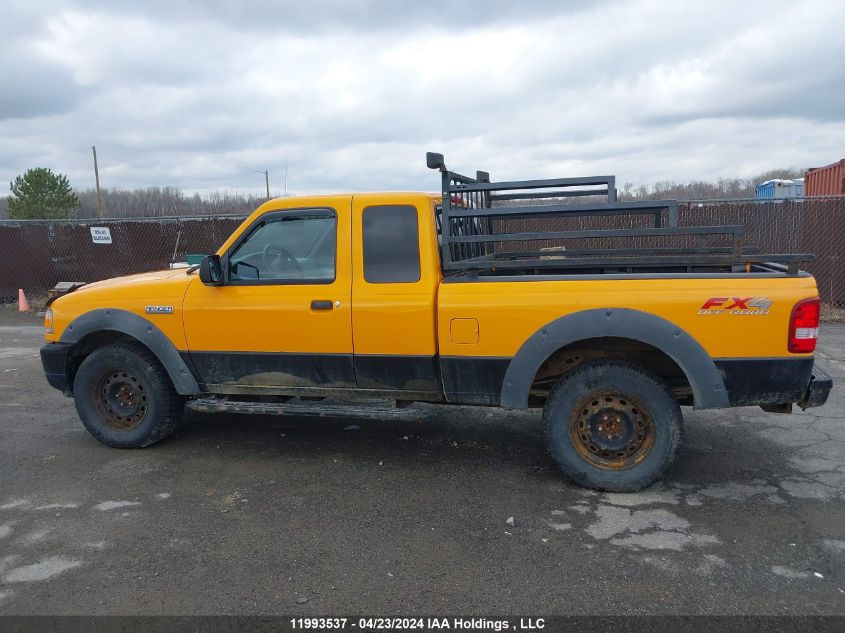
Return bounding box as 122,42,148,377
500,308,729,410
60,309,201,396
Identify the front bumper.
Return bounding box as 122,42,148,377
798,365,832,410
40,342,73,396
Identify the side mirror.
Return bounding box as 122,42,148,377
426,151,445,171
199,255,223,286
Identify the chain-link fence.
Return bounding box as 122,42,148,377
680,198,843,313
1,199,843,315
493,196,845,315
0,215,245,303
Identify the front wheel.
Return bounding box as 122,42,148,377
73,343,183,448
542,359,683,492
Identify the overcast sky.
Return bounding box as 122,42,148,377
1,0,843,197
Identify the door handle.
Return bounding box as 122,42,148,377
311,300,333,311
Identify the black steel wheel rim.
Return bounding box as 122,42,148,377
568,391,655,470
91,369,148,431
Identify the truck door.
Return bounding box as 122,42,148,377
182,197,355,391
351,194,441,396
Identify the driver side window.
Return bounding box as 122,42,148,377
228,210,336,283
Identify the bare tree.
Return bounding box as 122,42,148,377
0,167,809,220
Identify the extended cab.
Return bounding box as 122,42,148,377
40,153,832,491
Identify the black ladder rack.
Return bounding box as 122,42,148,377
426,152,813,276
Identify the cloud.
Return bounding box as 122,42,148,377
0,0,842,197
0,4,84,119
67,0,602,33
0,59,82,120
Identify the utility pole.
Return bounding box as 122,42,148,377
238,164,271,201
92,145,103,218
284,163,288,197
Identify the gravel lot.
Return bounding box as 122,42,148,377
0,309,843,615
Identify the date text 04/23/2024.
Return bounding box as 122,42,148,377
289,617,546,631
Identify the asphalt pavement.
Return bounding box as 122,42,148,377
0,309,843,615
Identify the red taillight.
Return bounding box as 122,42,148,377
788,297,820,353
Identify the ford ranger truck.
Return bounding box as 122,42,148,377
39,152,832,492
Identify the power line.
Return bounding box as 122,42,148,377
238,164,270,200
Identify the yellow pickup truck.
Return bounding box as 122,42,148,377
40,153,831,491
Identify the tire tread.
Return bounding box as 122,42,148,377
73,342,183,448
542,359,683,492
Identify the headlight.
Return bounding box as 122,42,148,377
44,309,54,334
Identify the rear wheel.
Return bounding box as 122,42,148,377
542,359,682,492
73,343,183,448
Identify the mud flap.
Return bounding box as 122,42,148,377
798,365,833,410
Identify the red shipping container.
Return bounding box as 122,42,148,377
805,159,845,196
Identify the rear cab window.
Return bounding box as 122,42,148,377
362,205,421,283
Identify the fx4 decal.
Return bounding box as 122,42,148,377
698,297,772,315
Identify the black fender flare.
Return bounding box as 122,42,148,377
499,308,729,410
60,308,201,396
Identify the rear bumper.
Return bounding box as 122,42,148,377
714,357,832,409
798,365,832,409
40,343,73,396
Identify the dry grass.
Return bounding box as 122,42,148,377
0,293,49,314
821,302,845,322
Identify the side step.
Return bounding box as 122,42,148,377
186,397,431,421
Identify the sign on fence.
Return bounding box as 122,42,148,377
90,227,112,244
0,215,246,301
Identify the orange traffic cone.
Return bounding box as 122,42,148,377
18,289,30,312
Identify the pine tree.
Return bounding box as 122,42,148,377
8,168,80,219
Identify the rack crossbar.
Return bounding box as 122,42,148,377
425,152,813,278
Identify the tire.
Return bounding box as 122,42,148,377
73,343,183,448
542,359,683,492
